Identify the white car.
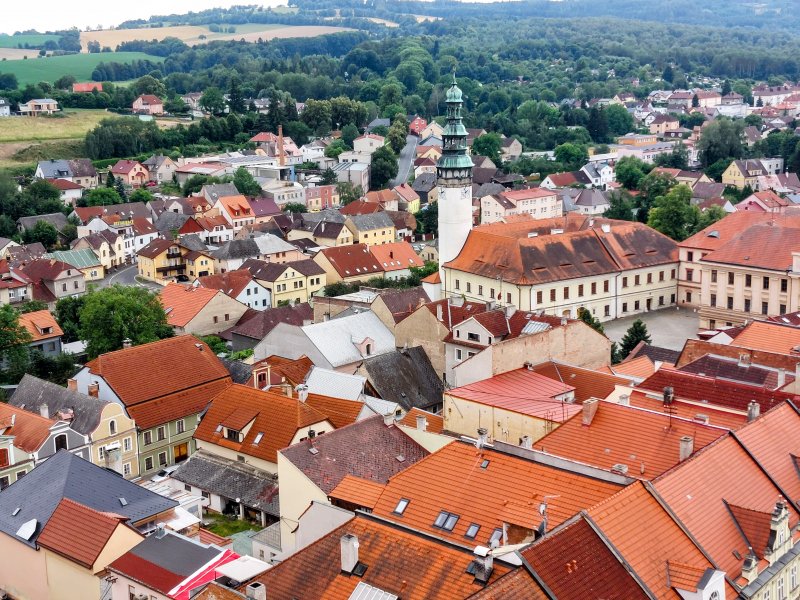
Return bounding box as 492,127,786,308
150,464,180,483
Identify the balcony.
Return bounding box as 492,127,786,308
156,265,185,274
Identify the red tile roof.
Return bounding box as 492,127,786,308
447,368,579,421
627,390,747,430
0,403,55,452
303,394,364,429
339,201,382,216
126,379,231,430
531,362,630,402
369,242,422,272
37,498,131,569
726,320,800,355
422,298,489,329
195,384,331,463
371,441,623,548
702,223,800,271
72,82,103,93
160,283,224,328
135,94,162,105
468,569,549,600
111,160,143,175
522,516,649,599
17,309,63,342
680,211,800,252
195,270,254,299
240,515,512,599
329,475,386,509
317,243,383,279
654,435,799,579
84,335,231,407
398,408,444,434
534,401,727,479
47,178,83,191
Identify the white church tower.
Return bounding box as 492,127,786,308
437,74,473,282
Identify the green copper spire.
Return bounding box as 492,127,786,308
437,71,473,179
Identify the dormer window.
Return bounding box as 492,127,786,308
226,428,241,442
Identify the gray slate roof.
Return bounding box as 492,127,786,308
172,451,279,515
573,188,610,207
412,172,437,193
347,212,394,232
212,239,260,261
115,529,222,578
301,311,395,368
178,234,208,252
36,160,71,179
219,357,253,384
202,183,239,203
0,450,177,547
155,211,190,233
360,347,444,411
10,375,108,436
17,213,67,232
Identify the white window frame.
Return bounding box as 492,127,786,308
123,437,132,453
123,462,131,477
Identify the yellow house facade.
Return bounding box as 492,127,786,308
344,214,396,247
251,260,327,307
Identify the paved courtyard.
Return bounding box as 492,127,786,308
602,306,700,351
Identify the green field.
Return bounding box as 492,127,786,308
0,52,164,86
0,33,60,49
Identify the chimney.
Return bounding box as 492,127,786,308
747,400,761,422
39,403,49,419
742,548,758,584
245,582,267,600
679,436,694,462
600,223,611,233
416,414,427,431
738,353,751,368
383,413,395,426
436,304,443,321
296,384,309,402
471,546,494,583
67,379,77,392
476,427,489,449
340,534,359,573
88,382,99,398
122,338,132,349
278,124,286,167
617,393,630,406
581,398,599,426
155,523,167,539
505,304,516,318
777,368,786,388
520,435,532,450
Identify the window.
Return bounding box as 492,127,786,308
465,523,480,539
727,297,733,310
710,294,717,307
226,428,240,442
467,332,480,342
466,282,471,293
489,528,503,546
455,280,460,290
763,277,770,290
745,274,752,287
536,291,543,304
0,448,8,468
213,316,219,324
591,282,597,295
201,491,210,499
455,349,462,361
634,300,640,311
647,273,653,284
622,277,628,288
145,457,154,471
74,280,79,290
54,434,67,452
635,275,640,286
763,588,771,600
433,510,459,531
143,431,152,446
711,270,717,283
176,420,185,434
157,426,166,441
781,304,787,315
604,305,610,317
16,471,25,480
686,291,693,303
0,476,8,490
158,452,167,466
507,293,512,304
129,585,136,600
762,302,769,315
777,576,784,600
604,280,609,293
550,289,556,302
686,268,694,282
224,313,230,321
109,420,116,436
791,564,797,589
490,288,495,299
687,251,694,261
622,302,628,313
728,272,734,285
99,447,105,461
123,462,131,477
563,287,569,300
478,285,483,296
393,498,410,515
62,283,67,292
745,299,751,312
578,284,584,297
782,278,788,293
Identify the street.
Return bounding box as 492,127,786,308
97,263,163,291
390,134,418,188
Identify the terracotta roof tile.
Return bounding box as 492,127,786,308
727,321,800,355
522,516,649,599
329,474,386,509
398,408,444,434
423,299,489,329
253,355,314,386
447,368,579,421
702,224,800,271
371,441,623,548
37,498,130,569
679,354,793,389
339,201,382,216
17,309,63,342
369,242,422,272
111,160,143,174
160,283,223,328
725,502,772,559
628,390,747,430
195,384,331,464
654,436,799,579
303,394,364,429
611,355,656,380
0,403,56,452
531,362,630,402
196,527,230,547
127,379,231,430
196,270,254,299
317,243,383,278
677,339,800,372
468,569,549,600
534,401,727,479
84,335,231,407
241,515,512,599
588,481,719,599
681,211,800,252
280,415,428,494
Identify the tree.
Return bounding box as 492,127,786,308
55,295,85,343
605,104,634,136
321,168,338,186
697,118,744,167
704,158,733,182
341,123,359,149
472,133,502,164
415,202,438,235
692,93,700,108
336,182,363,205
85,187,122,207
554,143,588,168
17,300,49,314
637,171,677,222
324,139,347,159
79,285,173,359
228,77,245,113
691,205,726,236
301,99,332,135
199,335,227,355
614,156,650,190
114,178,127,202
283,203,306,214
618,319,652,361
386,125,407,155
28,351,78,385
22,221,59,250
323,281,359,297
603,191,635,221
132,75,165,97
200,87,226,116
654,142,689,170
662,65,674,84
370,146,399,190
105,171,116,189
129,188,154,203
233,167,263,197
0,305,31,382
721,80,732,97
587,107,609,143
647,184,696,241
577,307,604,335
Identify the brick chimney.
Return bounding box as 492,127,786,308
581,398,599,426
122,338,132,349
520,435,532,450
747,400,761,422
340,534,359,573
39,403,49,419
471,546,494,583
777,368,786,388
679,436,694,462
67,379,77,392
416,414,427,431
88,382,99,398
245,582,267,600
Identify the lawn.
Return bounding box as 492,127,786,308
0,52,163,86
0,109,110,143
0,33,60,48
204,513,262,537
